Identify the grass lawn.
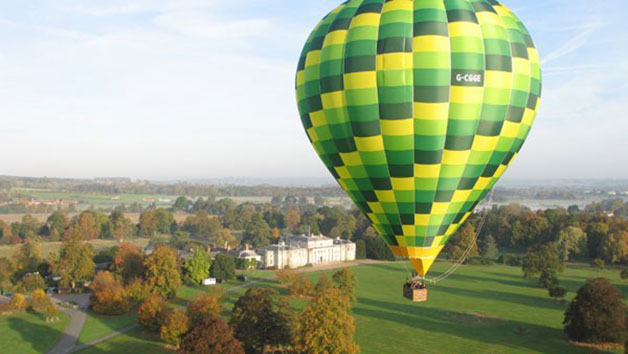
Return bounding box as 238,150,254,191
76,326,171,354
0,311,70,354
0,238,150,259
72,262,627,354
77,312,138,345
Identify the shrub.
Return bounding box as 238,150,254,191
9,293,27,310
498,254,522,266
332,268,357,302
276,268,296,286
590,258,605,270
548,286,567,301
138,294,166,332
19,273,46,293
466,257,494,266
91,271,130,315
621,268,628,281
30,289,52,313
315,274,333,293
564,278,627,343
186,294,222,323
288,274,313,297
161,309,189,347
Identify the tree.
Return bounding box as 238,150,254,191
557,226,588,261
586,222,609,259
30,289,57,321
230,288,294,353
294,287,359,354
276,268,296,286
139,209,175,237
548,286,567,301
318,207,357,240
564,278,627,343
0,220,12,244
178,315,245,354
242,213,272,249
108,210,135,241
171,196,191,212
41,212,68,240
9,293,27,311
64,211,107,240
444,223,478,260
521,243,563,279
0,257,14,289
284,209,301,232
598,230,628,265
187,293,222,323
161,309,189,348
91,271,129,314
138,294,166,331
13,215,41,240
315,274,333,293
355,240,366,260
182,211,222,240
364,230,395,261
211,254,235,281
332,268,357,302
621,268,628,281
12,241,42,278
50,236,95,290
288,273,314,297
480,234,499,259
184,247,211,284
19,272,46,292
216,228,238,250
113,243,144,284
123,278,151,307
143,245,181,298
538,268,559,289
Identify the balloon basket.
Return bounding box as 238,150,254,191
403,280,428,302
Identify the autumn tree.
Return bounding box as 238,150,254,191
444,223,478,260
108,210,135,241
332,268,358,302
178,315,245,354
91,271,129,314
139,209,175,237
187,293,222,323
294,287,359,354
143,245,181,298
284,209,301,232
138,293,166,331
288,273,314,298
182,211,222,240
64,210,108,240
50,236,95,290
315,274,333,293
0,220,12,244
184,247,211,284
30,289,58,321
12,214,41,240
161,309,189,348
113,243,145,284
564,278,627,343
230,288,295,353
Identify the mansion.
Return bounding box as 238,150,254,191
258,234,356,269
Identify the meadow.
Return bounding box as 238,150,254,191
73,262,626,354
0,311,70,354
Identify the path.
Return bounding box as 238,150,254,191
47,293,90,354
68,324,138,353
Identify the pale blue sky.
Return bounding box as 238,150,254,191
0,0,626,181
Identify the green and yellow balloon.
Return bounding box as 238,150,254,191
296,0,541,277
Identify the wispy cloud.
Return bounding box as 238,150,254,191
153,11,272,39
541,22,600,65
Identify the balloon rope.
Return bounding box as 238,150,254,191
422,189,493,284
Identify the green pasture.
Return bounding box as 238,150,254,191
0,238,150,259
0,311,70,354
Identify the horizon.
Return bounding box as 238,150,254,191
1,0,627,180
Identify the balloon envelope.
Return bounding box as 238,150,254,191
295,0,541,277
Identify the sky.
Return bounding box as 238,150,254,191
0,0,627,182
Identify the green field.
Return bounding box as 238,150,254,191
78,312,138,345
0,238,150,259
73,262,627,354
0,311,70,354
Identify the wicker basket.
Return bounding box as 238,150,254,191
403,283,428,302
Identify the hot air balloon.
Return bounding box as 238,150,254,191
295,0,541,294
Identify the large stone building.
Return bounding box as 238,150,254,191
258,234,356,269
